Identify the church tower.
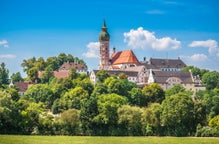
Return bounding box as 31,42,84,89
98,20,110,70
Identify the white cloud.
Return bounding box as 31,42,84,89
190,54,208,61
83,42,99,58
146,10,165,15
0,40,9,48
124,27,181,51
0,54,16,59
188,39,219,56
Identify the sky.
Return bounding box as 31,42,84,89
1,0,219,77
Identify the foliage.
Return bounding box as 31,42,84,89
41,67,54,83
128,87,146,106
58,109,81,135
165,84,185,97
142,83,165,105
161,93,195,136
27,67,39,82
0,62,9,87
107,78,136,97
2,55,219,136
117,105,143,136
196,125,219,137
5,87,20,101
182,66,209,79
141,103,162,136
93,93,128,135
10,72,23,82
52,87,89,113
21,53,86,81
0,90,21,134
209,115,219,129
118,73,128,79
19,101,45,134
94,93,128,125
202,71,219,90
96,70,110,83
22,84,55,108
201,90,219,119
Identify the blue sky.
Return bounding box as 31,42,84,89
1,0,219,76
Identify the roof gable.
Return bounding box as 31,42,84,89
111,50,140,65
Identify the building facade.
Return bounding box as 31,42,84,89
90,21,206,91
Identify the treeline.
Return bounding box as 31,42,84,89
1,57,219,136
20,53,87,82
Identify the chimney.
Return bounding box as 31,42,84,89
143,57,146,62
113,47,116,53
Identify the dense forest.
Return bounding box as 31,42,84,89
1,53,219,136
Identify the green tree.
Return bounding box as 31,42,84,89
0,90,21,134
53,87,89,113
165,84,185,97
210,96,219,118
79,93,98,135
69,68,78,80
0,62,9,86
117,105,143,136
92,83,108,96
66,54,74,62
45,56,59,70
118,73,128,79
10,72,23,82
182,66,209,79
96,70,110,83
37,113,54,135
19,102,45,134
41,67,54,83
59,109,81,135
22,84,54,108
27,67,38,82
35,57,46,71
128,87,146,107
107,78,136,97
77,78,94,95
21,57,36,73
194,102,206,126
209,115,219,129
142,103,162,136
57,53,67,66
161,93,195,136
5,87,20,101
202,71,219,90
142,83,165,105
200,89,219,119
94,93,128,135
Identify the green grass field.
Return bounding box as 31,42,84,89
0,135,219,144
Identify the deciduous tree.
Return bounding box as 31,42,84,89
161,93,195,136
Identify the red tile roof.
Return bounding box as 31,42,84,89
14,82,35,92
59,62,87,71
53,71,69,78
111,50,140,65
38,71,69,79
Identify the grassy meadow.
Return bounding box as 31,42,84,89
0,135,219,144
